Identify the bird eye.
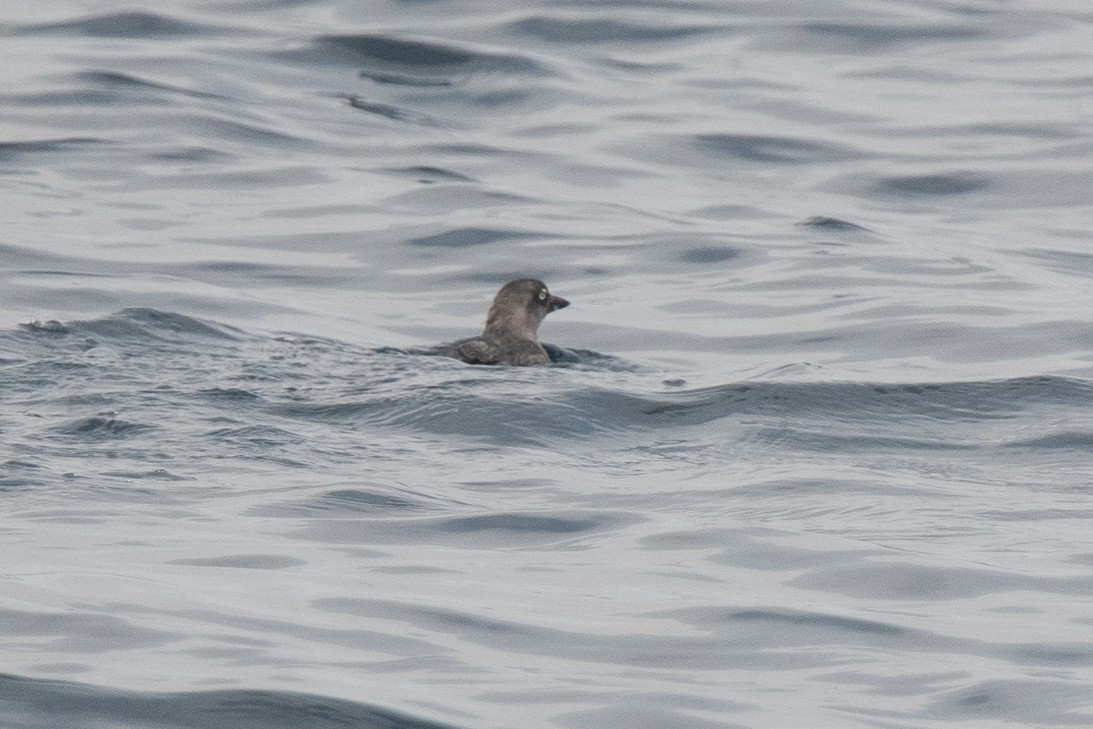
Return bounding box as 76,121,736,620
538,290,547,301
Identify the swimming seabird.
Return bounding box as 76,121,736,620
449,279,569,366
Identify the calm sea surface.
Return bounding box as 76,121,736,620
2,1,1093,727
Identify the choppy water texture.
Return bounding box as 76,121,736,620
2,1,1093,727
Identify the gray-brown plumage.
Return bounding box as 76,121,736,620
450,279,570,366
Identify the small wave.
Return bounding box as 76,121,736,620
1020,248,1093,277
75,71,226,100
0,137,112,162
380,165,476,183
0,673,462,729
1003,432,1093,450
676,246,739,263
338,95,446,127
509,15,715,43
166,554,306,569
749,425,978,452
614,132,863,170
19,319,70,334
798,20,985,50
54,416,153,439
878,171,988,196
267,358,1092,446
322,34,480,67
438,512,602,535
600,376,1093,428
297,510,640,548
282,33,549,78
692,133,863,165
0,460,49,491
206,424,304,445
199,387,261,402
923,678,1093,723
16,11,230,38
359,70,454,87
251,486,438,518
408,226,542,248
789,560,1028,601
798,215,873,232
66,308,245,344
720,608,905,637
100,469,191,481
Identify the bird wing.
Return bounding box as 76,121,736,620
452,338,500,365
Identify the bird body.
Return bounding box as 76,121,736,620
450,279,569,366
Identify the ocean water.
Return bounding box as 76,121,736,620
2,1,1092,727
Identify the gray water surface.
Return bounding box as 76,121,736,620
2,1,1093,728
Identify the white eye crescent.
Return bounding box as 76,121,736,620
538,290,547,301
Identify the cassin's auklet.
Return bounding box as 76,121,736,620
449,279,569,366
